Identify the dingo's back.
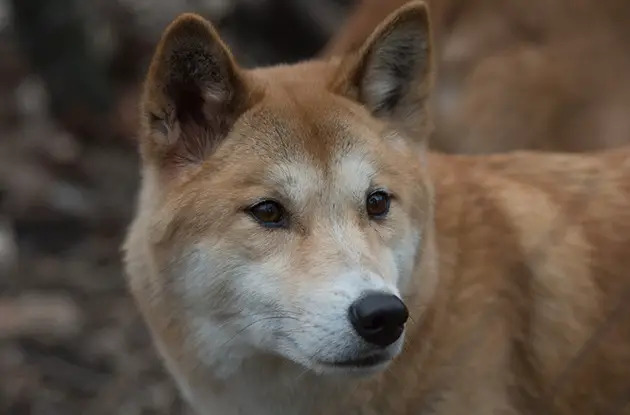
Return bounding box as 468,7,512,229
323,0,630,154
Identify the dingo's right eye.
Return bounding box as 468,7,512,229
248,200,287,228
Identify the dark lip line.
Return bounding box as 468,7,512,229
320,354,390,368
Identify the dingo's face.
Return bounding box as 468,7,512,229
126,3,433,376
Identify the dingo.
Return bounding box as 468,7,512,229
124,2,630,414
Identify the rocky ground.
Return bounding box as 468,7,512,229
0,1,349,413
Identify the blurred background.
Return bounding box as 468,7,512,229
1,0,630,414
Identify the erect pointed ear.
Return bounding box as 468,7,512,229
140,13,255,165
332,1,433,138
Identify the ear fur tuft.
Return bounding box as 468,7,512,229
332,1,434,139
140,13,252,164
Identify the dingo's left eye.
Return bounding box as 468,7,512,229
248,200,287,228
366,191,391,219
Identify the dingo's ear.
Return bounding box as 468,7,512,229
140,14,253,165
333,2,433,137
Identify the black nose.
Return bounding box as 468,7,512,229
348,293,409,347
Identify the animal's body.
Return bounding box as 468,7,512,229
123,3,630,414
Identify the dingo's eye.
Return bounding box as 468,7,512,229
366,191,391,219
248,200,287,228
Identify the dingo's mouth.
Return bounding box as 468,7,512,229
322,353,391,368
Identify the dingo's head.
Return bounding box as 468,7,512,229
125,2,434,377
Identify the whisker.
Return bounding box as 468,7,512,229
216,315,302,350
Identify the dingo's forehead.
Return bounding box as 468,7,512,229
240,80,384,160
198,88,419,206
